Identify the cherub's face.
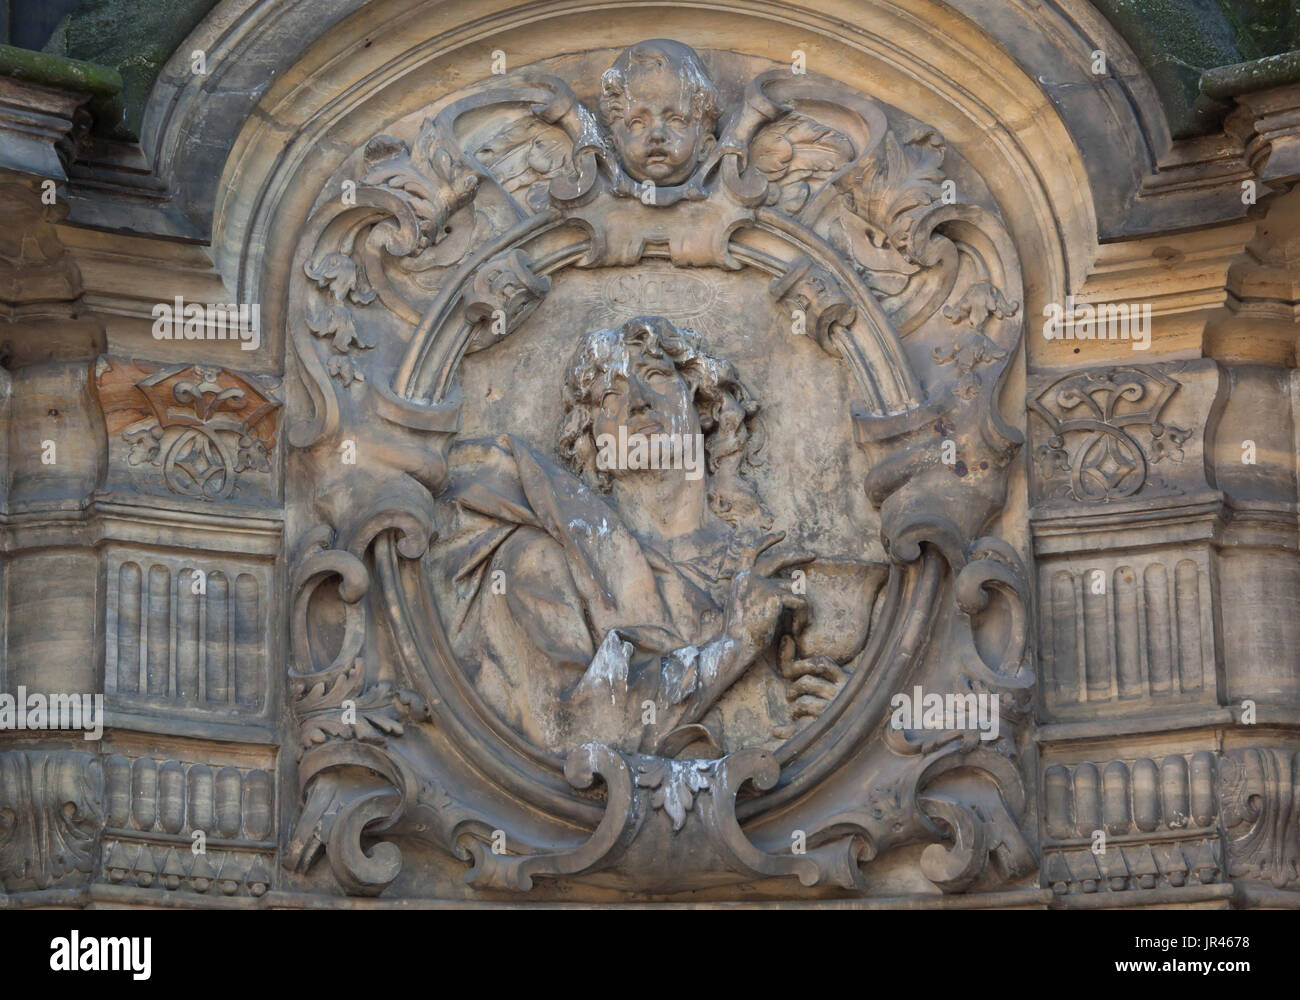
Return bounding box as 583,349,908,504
610,67,713,186
590,343,700,476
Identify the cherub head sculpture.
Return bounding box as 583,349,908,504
558,316,770,529
599,40,722,187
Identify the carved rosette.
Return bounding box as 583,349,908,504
283,44,1033,897
94,358,282,502
1029,365,1191,503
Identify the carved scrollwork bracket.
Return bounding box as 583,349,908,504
770,255,856,354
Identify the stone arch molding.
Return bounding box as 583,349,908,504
283,37,1034,897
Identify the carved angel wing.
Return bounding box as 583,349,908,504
471,115,575,214
749,112,854,214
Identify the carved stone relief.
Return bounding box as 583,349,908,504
3,0,1300,919
0,750,102,892
1038,550,1218,719
282,39,1031,897
95,357,281,504
101,752,276,897
102,547,271,718
1041,744,1300,896
1031,366,1191,503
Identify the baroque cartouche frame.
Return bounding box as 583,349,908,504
283,43,1034,897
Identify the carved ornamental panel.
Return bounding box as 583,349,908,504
283,39,1031,897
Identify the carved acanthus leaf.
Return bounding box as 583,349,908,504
363,126,480,240
844,126,946,261
292,657,428,753
824,126,956,310
304,252,375,306
1221,748,1300,888
298,127,484,388
0,751,103,891
636,759,712,832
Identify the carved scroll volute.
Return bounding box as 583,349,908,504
775,100,1027,576
911,747,1037,893
770,256,856,354
288,118,478,547
850,190,1026,572
282,116,479,892
290,126,483,451
463,249,551,354
1220,748,1300,888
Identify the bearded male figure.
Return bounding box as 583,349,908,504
433,316,886,758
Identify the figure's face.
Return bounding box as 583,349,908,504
611,68,713,186
590,344,700,476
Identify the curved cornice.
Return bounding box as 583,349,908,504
136,0,1300,327
142,1,1107,350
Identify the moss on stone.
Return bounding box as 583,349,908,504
1219,0,1300,57
0,42,122,96
12,0,1300,146
0,41,129,136
1088,0,1300,136
1202,48,1300,99
41,0,219,140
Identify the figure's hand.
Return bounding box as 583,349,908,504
725,568,806,656
724,529,814,580
779,636,847,721
722,531,812,670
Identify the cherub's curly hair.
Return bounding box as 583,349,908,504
558,316,770,529
599,40,723,136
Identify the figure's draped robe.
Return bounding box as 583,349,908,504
431,435,775,756
432,435,889,757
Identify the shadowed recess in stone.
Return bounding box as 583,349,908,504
1092,0,1300,137
40,0,219,139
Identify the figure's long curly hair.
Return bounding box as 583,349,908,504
598,39,723,136
558,316,770,529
